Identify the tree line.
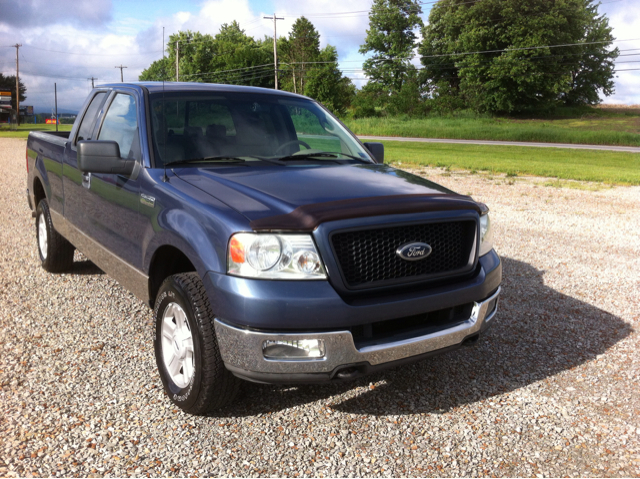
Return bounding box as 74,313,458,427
144,0,618,117
139,19,354,116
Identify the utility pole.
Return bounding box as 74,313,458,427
175,41,180,81
263,14,284,90
13,43,22,126
87,77,98,88
54,83,58,132
163,27,165,58
115,65,127,82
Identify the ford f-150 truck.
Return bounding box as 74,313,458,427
26,82,501,415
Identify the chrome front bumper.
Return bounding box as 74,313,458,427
214,288,500,382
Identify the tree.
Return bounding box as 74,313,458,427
305,46,355,116
281,17,321,94
139,24,274,88
359,0,423,93
0,73,26,110
419,0,618,113
138,20,353,115
206,22,274,88
139,57,173,82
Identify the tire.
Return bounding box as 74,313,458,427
36,199,75,273
153,272,240,415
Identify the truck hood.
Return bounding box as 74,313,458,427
173,163,466,223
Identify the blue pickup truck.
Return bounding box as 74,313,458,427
26,82,501,415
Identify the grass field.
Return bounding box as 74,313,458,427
344,108,640,147
0,124,73,138
382,140,640,185
3,120,638,185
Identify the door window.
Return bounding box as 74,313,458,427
76,92,107,143
98,93,140,159
285,104,342,153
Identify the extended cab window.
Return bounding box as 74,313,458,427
76,92,107,143
98,93,140,160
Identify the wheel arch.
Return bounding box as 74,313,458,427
33,176,46,207
147,245,198,307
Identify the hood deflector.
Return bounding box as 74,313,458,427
250,194,482,232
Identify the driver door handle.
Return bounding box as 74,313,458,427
82,172,91,189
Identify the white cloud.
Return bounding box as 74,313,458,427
599,0,640,104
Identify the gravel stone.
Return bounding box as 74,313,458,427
1,138,639,477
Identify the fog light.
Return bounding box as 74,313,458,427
262,339,325,359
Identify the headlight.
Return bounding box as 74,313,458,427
228,233,327,279
479,211,494,256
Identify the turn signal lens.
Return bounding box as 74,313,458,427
229,236,245,263
479,212,494,256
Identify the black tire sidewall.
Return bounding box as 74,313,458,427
153,277,204,411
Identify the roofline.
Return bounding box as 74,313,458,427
93,81,312,101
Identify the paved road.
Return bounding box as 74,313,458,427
358,135,640,153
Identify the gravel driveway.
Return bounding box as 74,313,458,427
1,137,639,477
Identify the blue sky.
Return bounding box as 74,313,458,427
1,0,638,112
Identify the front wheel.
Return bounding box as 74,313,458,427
153,273,240,415
36,199,74,273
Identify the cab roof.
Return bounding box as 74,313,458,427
96,82,310,100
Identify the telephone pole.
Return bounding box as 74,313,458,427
13,44,22,125
115,65,127,82
263,14,284,90
87,77,98,88
175,41,179,81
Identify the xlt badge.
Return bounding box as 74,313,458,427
396,242,432,261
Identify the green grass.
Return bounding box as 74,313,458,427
0,124,73,138
382,140,640,185
344,109,640,147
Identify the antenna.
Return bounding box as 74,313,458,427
162,80,168,182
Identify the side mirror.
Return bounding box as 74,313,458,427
363,142,384,164
77,140,135,176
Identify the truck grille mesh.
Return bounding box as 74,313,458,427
331,221,476,289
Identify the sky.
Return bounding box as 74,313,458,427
1,0,639,113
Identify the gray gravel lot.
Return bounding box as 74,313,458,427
1,137,639,477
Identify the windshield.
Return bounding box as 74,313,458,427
149,91,373,166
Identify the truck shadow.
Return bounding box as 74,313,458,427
217,256,632,417
69,259,105,275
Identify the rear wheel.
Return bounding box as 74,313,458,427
153,272,240,415
36,199,74,273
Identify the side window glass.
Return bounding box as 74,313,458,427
76,92,106,143
98,94,139,160
286,105,341,152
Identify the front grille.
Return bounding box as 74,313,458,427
350,302,475,349
331,220,476,289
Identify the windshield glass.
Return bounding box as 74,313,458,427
149,91,373,166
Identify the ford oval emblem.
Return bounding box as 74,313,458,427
396,242,432,261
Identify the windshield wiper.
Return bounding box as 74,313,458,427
276,152,369,162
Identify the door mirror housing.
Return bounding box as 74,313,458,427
363,142,384,164
77,140,135,176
